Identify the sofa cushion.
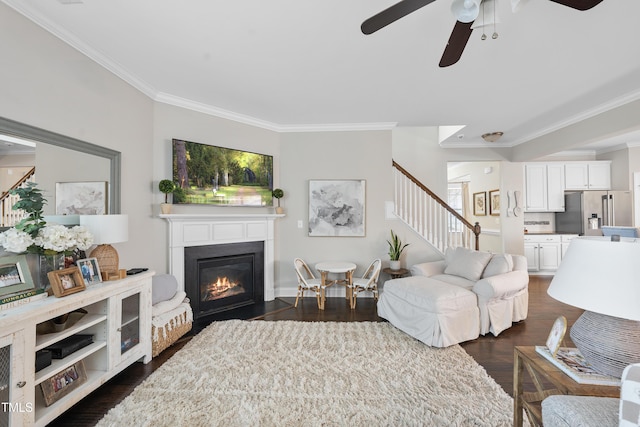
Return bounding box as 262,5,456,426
481,253,514,279
431,274,475,290
382,276,477,313
444,247,493,281
152,274,178,305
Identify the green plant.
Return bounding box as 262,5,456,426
387,230,409,261
10,182,46,237
272,188,284,207
158,180,176,203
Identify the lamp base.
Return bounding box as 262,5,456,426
570,311,640,378
90,244,119,279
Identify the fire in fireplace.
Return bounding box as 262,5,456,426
185,241,264,320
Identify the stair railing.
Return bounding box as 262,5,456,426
392,160,480,253
0,167,36,227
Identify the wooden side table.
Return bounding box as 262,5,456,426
382,267,409,279
513,346,620,427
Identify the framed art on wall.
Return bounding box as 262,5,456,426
489,189,500,216
473,191,486,216
55,181,108,215
308,179,366,237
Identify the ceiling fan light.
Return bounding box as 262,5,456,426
471,0,501,28
451,0,481,23
482,132,504,142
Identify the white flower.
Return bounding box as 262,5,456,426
0,228,34,253
35,224,79,252
71,225,94,251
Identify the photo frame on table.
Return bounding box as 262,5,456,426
48,267,86,297
55,181,108,215
473,191,487,216
0,254,34,297
76,258,102,286
489,189,501,216
546,315,567,357
308,179,366,237
40,361,87,406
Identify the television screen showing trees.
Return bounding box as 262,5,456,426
172,139,273,206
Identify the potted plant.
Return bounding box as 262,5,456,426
272,188,284,214
159,179,176,214
387,230,409,270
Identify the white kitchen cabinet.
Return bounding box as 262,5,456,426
523,235,562,272
524,164,565,212
564,161,611,190
561,234,579,259
0,271,152,426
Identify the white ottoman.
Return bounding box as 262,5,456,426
377,276,480,347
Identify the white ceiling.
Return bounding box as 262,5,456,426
3,0,640,154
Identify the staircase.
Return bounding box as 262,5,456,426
0,167,36,227
392,160,480,254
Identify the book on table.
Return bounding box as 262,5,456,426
535,346,621,386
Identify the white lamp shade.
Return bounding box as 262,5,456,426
548,236,640,321
43,215,80,226
451,0,481,23
79,214,129,245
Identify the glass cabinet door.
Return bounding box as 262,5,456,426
0,332,27,427
119,292,141,356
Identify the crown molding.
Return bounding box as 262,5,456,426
511,89,640,146
155,93,397,133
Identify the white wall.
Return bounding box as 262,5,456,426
276,130,397,296
448,161,502,252
36,143,111,215
0,3,155,270
151,103,280,274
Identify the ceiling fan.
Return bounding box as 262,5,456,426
361,0,604,67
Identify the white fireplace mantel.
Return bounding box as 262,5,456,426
160,213,283,301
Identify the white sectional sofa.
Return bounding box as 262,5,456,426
377,247,529,347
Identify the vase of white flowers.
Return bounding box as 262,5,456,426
0,183,94,290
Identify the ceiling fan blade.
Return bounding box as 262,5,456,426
548,0,603,11
439,20,474,67
361,0,437,35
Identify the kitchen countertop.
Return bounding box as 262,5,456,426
524,232,579,235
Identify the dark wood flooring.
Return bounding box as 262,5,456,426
49,275,582,426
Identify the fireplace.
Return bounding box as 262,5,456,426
185,241,264,320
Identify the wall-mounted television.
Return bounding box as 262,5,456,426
172,139,273,206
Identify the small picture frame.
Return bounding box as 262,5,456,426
40,361,87,406
48,267,86,297
473,191,487,216
0,254,34,297
546,315,567,357
489,189,500,216
76,258,102,286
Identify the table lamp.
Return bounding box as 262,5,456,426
547,236,640,378
79,214,128,279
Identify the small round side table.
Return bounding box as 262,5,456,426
383,267,409,279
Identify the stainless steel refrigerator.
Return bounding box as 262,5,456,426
555,191,633,235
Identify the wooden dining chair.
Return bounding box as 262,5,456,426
349,258,381,309
293,258,324,308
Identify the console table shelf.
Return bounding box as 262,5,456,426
513,346,620,427
0,271,153,427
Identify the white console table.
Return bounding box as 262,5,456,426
0,271,153,426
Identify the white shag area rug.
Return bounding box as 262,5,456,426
98,320,518,426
